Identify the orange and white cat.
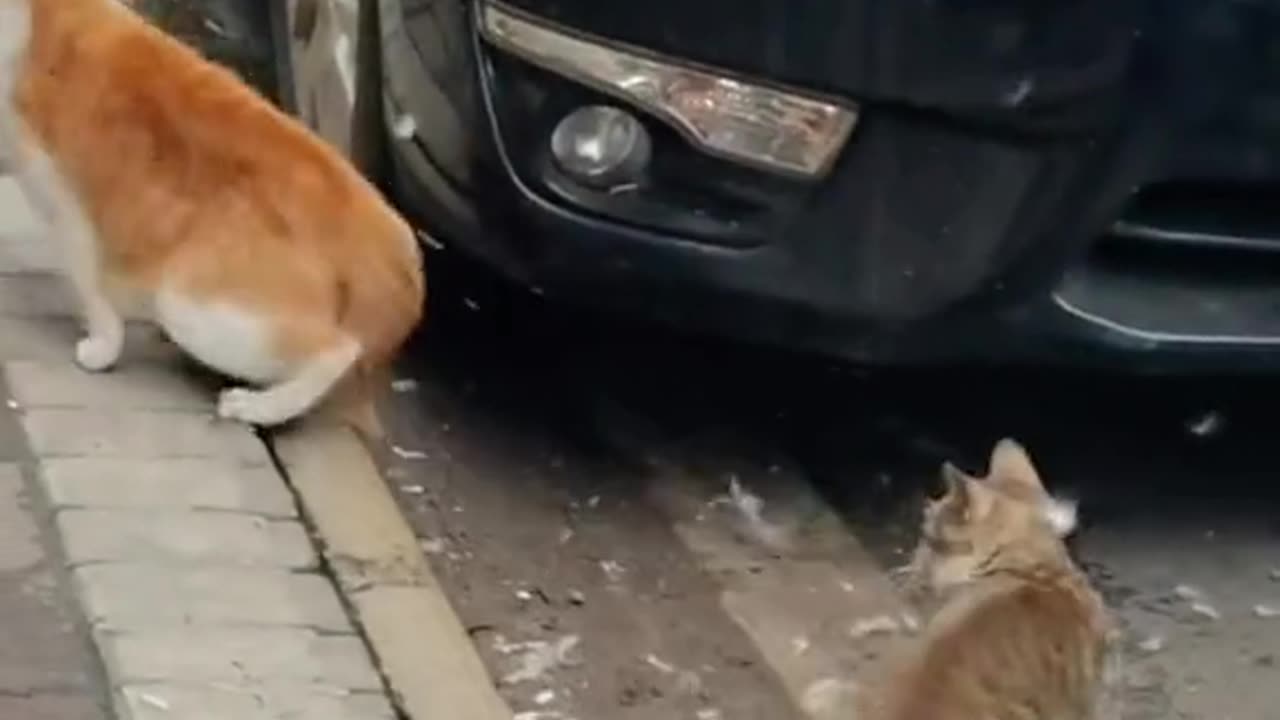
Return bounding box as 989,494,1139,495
0,0,424,429
867,439,1112,720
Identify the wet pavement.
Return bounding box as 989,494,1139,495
380,258,1280,720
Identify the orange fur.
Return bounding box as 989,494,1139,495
3,0,424,428
865,440,1111,720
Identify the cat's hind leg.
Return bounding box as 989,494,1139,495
215,337,361,427
154,287,361,427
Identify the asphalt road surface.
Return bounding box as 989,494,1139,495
377,260,1280,720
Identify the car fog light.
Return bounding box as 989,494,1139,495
550,105,651,188
482,2,857,179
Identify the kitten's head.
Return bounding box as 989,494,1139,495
910,438,1077,594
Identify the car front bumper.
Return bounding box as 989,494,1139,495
376,0,1280,371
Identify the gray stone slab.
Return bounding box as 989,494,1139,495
19,409,268,462
116,683,395,720
0,274,74,317
0,695,105,720
0,317,79,364
0,465,100,697
39,458,295,517
73,565,350,632
57,510,315,569
0,233,59,275
97,627,381,690
6,361,213,412
0,319,178,366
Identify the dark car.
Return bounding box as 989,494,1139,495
267,0,1280,371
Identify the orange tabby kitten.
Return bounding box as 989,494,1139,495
0,0,424,429
867,439,1111,720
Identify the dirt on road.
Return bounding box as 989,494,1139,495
375,284,1280,720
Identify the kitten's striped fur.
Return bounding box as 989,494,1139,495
867,439,1111,720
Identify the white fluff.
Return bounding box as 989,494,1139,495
1041,496,1079,537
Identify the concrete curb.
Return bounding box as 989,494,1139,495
271,421,511,720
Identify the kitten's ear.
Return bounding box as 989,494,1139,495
989,438,1042,489
941,461,968,497
939,463,993,522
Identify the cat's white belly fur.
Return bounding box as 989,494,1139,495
155,290,289,385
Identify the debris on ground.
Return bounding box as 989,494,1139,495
495,634,583,685
1174,584,1203,601
415,228,445,250
641,653,703,696
899,611,921,633
1189,602,1221,622
1137,634,1167,655
392,113,418,140
643,653,676,674
391,378,419,393
1186,411,1225,438
800,677,859,716
137,693,171,711
849,614,905,639
599,560,626,583
391,445,429,461
419,537,447,555
791,635,811,656
719,475,792,551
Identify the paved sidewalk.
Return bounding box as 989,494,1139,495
0,380,105,720
0,178,398,719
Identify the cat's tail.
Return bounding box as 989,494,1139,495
324,210,427,440
316,364,389,444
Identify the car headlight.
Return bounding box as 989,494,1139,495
479,2,858,179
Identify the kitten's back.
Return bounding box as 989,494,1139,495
876,569,1107,720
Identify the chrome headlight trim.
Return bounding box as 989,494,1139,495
478,1,858,179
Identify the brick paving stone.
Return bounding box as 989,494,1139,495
0,274,74,317
39,457,296,517
73,565,350,632
117,683,397,720
0,178,48,276
0,695,105,720
98,627,382,690
57,509,316,568
0,233,58,274
0,319,179,367
0,465,98,694
19,409,269,461
6,361,213,411
0,317,80,364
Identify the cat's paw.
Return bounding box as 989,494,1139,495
217,387,287,427
75,335,122,373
